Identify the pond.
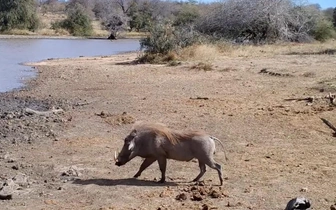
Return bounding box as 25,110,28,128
0,38,140,93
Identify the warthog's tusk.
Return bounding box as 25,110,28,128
114,151,117,162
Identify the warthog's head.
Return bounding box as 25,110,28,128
115,129,137,166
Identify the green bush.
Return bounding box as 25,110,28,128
0,0,40,32
311,18,336,41
140,21,200,55
52,3,93,36
173,4,200,27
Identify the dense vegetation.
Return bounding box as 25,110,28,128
0,0,40,31
1,0,336,54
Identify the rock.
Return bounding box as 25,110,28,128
199,187,207,195
209,189,221,198
61,166,82,177
60,166,82,181
12,165,19,170
191,192,203,201
330,204,336,210
190,186,198,191
13,173,30,188
195,181,205,186
175,193,187,201
0,179,19,196
201,204,209,210
300,187,308,192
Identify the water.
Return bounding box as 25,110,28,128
0,38,140,93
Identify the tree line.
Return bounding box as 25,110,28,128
1,0,336,51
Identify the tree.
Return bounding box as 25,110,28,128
333,7,336,27
0,0,40,31
93,0,129,39
195,0,327,43
173,2,200,27
52,3,93,36
322,7,334,21
128,1,153,31
41,0,66,14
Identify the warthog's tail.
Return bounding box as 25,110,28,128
210,136,228,161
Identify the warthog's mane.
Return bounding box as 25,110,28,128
132,122,205,145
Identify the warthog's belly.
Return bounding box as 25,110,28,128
166,150,194,161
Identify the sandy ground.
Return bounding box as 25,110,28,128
0,49,336,210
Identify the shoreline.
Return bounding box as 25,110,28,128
0,34,85,39
0,34,145,40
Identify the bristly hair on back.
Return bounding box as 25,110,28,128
132,121,205,145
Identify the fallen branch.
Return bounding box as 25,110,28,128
284,97,314,103
321,118,336,135
285,93,336,105
25,107,64,116
190,96,209,100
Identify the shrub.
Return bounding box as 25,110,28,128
51,3,93,36
140,21,200,55
311,18,336,42
195,0,329,43
0,0,40,32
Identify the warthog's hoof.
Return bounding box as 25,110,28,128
158,179,165,183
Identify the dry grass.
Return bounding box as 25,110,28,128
190,62,214,71
179,40,336,60
39,12,67,28
119,31,148,39
180,44,221,61
3,29,35,35
91,20,110,37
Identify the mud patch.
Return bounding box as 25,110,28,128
0,92,72,144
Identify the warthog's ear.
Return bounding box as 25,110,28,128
128,139,135,151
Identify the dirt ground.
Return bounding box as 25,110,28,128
0,48,336,210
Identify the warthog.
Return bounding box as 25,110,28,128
114,122,227,185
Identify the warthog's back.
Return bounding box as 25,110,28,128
161,132,216,162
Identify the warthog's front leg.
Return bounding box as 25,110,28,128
157,157,167,183
134,158,156,178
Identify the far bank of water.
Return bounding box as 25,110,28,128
0,38,140,93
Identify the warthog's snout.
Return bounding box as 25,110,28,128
115,162,122,166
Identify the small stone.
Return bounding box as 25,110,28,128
13,173,30,188
209,190,221,198
195,181,205,186
175,193,187,201
191,192,203,201
12,165,19,170
190,186,198,191
201,204,209,210
330,204,336,210
300,187,308,192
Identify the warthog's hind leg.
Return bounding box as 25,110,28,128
193,161,206,182
134,158,156,178
157,157,167,183
205,159,223,186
